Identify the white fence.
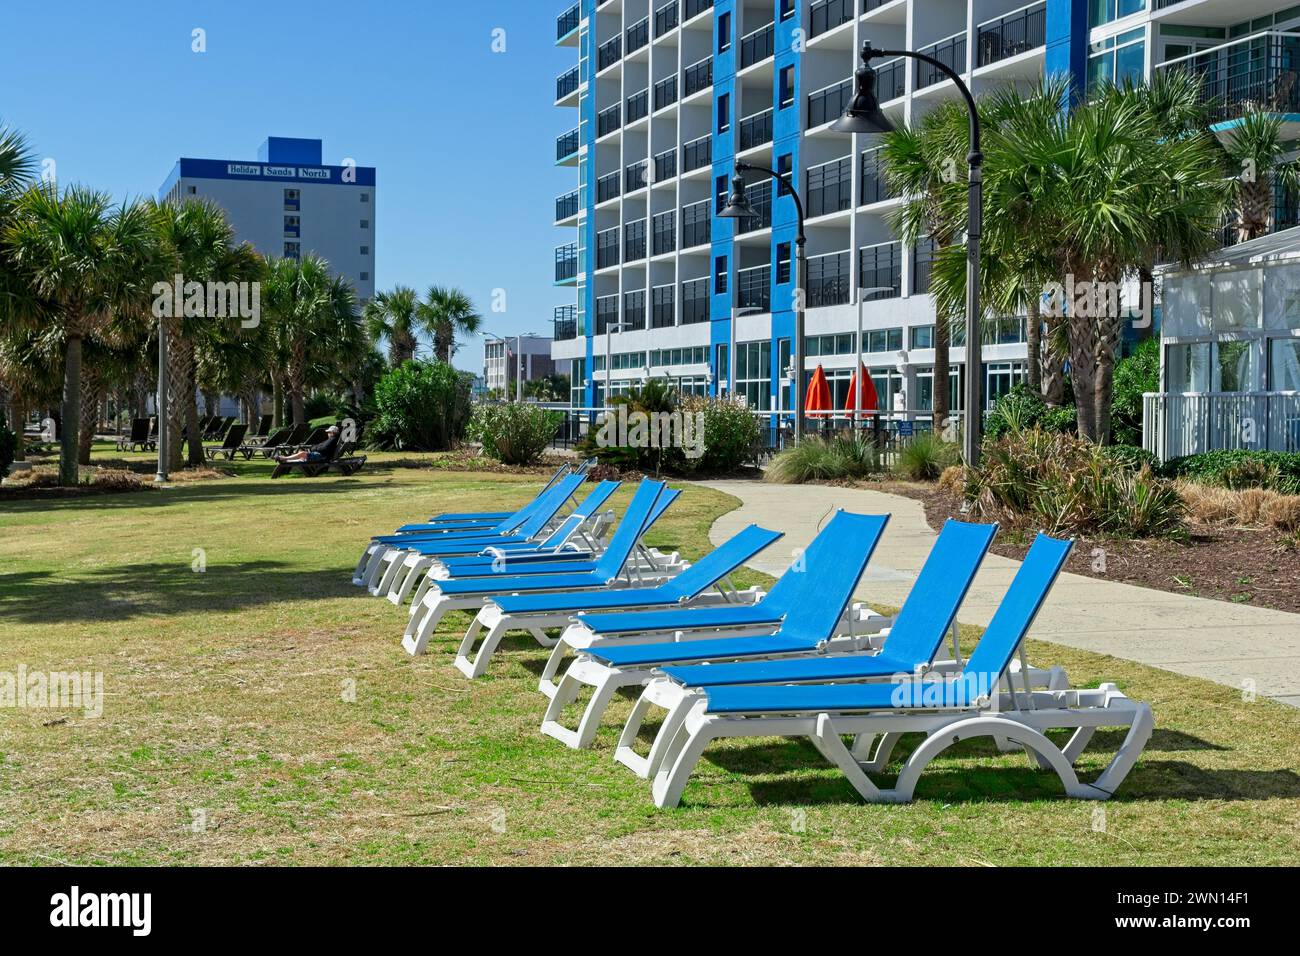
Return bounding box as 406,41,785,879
1143,391,1300,461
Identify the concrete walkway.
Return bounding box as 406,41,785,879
701,480,1300,707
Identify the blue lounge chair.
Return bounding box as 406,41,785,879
402,480,680,658
647,534,1153,808
407,461,578,528
451,523,784,679
539,512,891,749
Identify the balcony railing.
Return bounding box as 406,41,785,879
625,160,648,192
683,134,712,172
596,171,621,203
597,102,621,137
682,278,710,323
740,22,775,69
624,290,647,330
681,199,712,248
596,228,620,269
737,265,771,313
557,4,580,41
681,199,711,248
654,75,678,111
738,108,774,151
653,211,677,255
595,295,619,334
626,87,650,124
807,157,852,218
654,147,677,181
626,17,650,55
556,127,580,161
976,2,1046,67
655,1,680,37
736,181,772,233
810,0,854,38
556,189,580,221
1157,32,1300,123
916,33,966,89
553,305,578,341
557,65,580,100
876,57,906,100
858,241,903,298
684,0,713,21
807,251,851,307
624,219,648,261
860,147,893,205
683,57,713,96
809,78,852,127
863,0,894,11
652,284,676,327
598,35,622,71
555,243,578,282
1144,391,1300,459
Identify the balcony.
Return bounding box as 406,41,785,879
807,157,852,218
626,87,650,124
740,22,775,70
860,147,893,205
736,181,772,233
555,189,581,222
555,243,578,283
1157,32,1300,124
809,79,852,128
863,0,894,11
655,2,679,37
553,305,578,341
807,251,851,307
627,17,650,56
556,65,580,101
810,0,854,38
684,0,713,21
652,77,677,114
976,2,1046,68
877,57,906,100
625,160,648,193
916,33,967,90
596,171,621,204
625,219,648,261
624,290,647,330
683,134,712,172
858,241,903,298
596,228,620,269
682,278,710,323
738,108,774,151
598,35,622,71
681,199,711,248
653,211,677,255
737,264,771,314
654,147,677,181
597,103,621,137
557,4,580,42
683,57,713,97
556,127,580,162
652,285,675,328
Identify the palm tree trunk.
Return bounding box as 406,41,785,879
271,374,284,429
186,379,204,466
164,321,191,472
9,401,27,462
1067,311,1098,442
1094,312,1122,445
289,340,306,424
932,317,951,434
60,332,82,486
1041,311,1066,406
78,370,102,465
1025,295,1042,394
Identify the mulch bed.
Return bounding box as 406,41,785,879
886,481,1300,614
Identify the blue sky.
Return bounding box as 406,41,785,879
0,0,577,373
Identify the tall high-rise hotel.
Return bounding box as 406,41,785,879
550,0,1300,416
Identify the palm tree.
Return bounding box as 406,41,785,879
363,285,421,365
0,121,38,449
1219,108,1300,243
3,185,160,484
419,285,481,363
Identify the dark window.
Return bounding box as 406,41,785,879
715,255,728,295
780,0,795,21
777,153,792,196
779,66,795,108
716,174,729,214
776,242,791,285
718,12,731,52
717,92,730,133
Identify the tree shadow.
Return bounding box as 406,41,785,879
1,477,378,514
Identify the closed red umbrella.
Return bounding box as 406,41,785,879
804,364,832,419
844,363,879,420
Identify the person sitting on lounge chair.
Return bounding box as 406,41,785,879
271,425,340,478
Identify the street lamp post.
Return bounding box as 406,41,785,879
601,318,629,408
719,164,808,443
832,40,985,466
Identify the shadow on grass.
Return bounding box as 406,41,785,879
1,475,377,514
0,560,363,625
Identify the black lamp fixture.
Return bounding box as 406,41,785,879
718,172,757,220
829,45,895,135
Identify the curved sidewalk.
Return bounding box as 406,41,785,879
701,480,1300,707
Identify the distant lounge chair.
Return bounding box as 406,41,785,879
238,425,291,459
116,418,153,452
268,423,309,456
248,414,273,440
205,423,248,460
282,440,368,478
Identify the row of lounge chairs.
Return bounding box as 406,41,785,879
350,465,1153,808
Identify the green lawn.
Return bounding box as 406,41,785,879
1,449,1298,865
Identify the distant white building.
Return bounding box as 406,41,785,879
484,334,557,398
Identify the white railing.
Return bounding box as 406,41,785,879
1143,391,1300,460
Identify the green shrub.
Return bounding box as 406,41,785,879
1111,338,1159,447
967,427,1184,538
678,394,762,475
985,384,1076,441
368,360,472,451
470,403,562,466
0,420,16,479
1101,443,1158,473
893,433,961,481
766,433,883,484
1161,450,1300,495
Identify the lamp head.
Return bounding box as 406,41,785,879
830,41,896,135
718,169,757,219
